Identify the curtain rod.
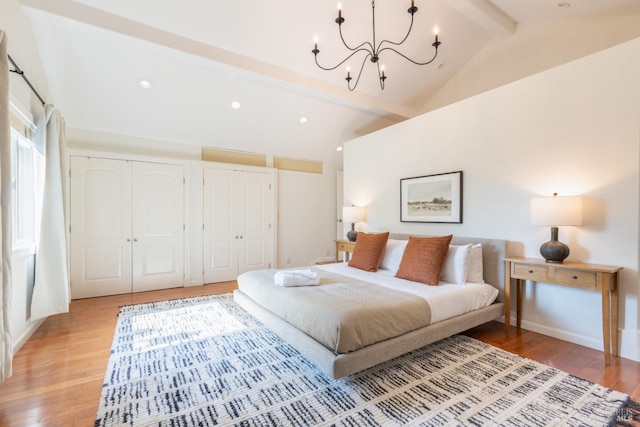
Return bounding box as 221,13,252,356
7,54,46,107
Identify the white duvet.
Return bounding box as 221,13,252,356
316,263,499,324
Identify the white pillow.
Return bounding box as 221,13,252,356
466,243,485,283
440,244,472,284
379,239,408,272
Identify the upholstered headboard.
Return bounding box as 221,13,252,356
388,233,508,303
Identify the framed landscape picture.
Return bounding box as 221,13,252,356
400,171,463,223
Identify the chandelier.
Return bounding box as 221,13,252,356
312,0,441,91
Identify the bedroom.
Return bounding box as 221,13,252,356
2,0,640,425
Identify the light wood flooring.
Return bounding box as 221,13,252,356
1,282,638,426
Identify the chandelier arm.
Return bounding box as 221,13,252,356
375,12,416,53
338,24,375,53
314,48,373,72
376,62,386,90
377,46,439,66
347,53,372,91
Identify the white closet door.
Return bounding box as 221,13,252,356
70,157,132,299
203,168,237,283
203,168,274,283
131,162,185,292
237,172,273,274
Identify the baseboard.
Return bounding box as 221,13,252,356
518,319,603,351
187,274,204,287
13,318,45,355
186,280,204,287
498,315,640,362
313,256,337,265
619,328,640,362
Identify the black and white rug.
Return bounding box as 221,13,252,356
95,294,638,426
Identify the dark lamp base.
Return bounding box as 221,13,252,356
347,229,358,242
540,226,570,263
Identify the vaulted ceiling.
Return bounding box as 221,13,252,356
21,0,640,164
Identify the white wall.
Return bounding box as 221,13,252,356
344,38,640,362
277,166,339,268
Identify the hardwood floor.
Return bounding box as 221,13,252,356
1,282,638,426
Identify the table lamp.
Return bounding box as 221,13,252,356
342,206,365,242
530,193,582,263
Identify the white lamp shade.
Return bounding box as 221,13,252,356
531,196,582,226
343,206,365,223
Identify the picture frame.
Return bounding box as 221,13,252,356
400,171,463,223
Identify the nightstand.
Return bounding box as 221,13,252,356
335,240,356,262
504,257,622,365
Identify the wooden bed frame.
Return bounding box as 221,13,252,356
233,234,509,379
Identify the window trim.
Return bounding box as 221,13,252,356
9,100,41,255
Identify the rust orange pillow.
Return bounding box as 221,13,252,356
348,232,389,272
395,235,453,285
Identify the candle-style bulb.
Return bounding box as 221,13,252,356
335,3,345,24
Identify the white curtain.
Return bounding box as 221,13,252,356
0,30,14,382
30,105,69,319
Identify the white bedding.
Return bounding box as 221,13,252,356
315,262,498,323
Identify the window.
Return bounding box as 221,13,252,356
10,106,43,251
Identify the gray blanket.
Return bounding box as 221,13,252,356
237,268,432,354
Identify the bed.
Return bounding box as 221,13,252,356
233,233,508,379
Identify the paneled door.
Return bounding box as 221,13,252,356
131,161,184,292
203,168,274,283
237,174,273,275
70,156,184,298
70,157,132,298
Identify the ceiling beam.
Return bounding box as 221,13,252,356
448,0,516,38
21,0,416,120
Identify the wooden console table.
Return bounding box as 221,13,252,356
335,240,356,262
504,257,622,365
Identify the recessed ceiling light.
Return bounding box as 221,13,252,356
558,2,571,7
336,146,343,152
138,79,152,90
231,101,241,110
299,117,308,124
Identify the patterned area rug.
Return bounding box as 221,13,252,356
95,294,639,426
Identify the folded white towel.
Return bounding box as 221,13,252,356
274,269,320,287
